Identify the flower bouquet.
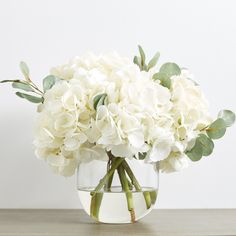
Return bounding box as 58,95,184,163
1,46,234,223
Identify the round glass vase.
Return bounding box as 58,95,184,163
77,157,159,224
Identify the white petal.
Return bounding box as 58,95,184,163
169,154,189,171
111,144,133,158
146,142,171,162
128,131,144,148
47,155,65,167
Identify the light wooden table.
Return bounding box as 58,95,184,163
0,209,235,236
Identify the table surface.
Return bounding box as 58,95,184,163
0,209,236,236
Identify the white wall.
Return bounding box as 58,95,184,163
0,0,235,209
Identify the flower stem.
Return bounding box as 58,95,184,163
90,157,123,197
122,160,152,209
90,156,150,222
117,165,135,223
105,171,114,191
90,157,123,221
104,155,114,191
90,192,103,221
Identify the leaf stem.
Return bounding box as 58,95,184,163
29,81,44,95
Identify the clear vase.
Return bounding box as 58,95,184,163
77,156,159,224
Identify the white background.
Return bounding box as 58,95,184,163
0,0,235,209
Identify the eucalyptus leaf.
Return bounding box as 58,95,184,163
218,110,235,127
19,61,30,79
93,93,107,110
198,134,214,156
12,82,34,92
185,138,203,161
138,45,146,67
147,52,160,71
15,92,43,103
133,56,141,69
153,72,171,89
43,75,58,92
159,62,181,77
206,118,227,139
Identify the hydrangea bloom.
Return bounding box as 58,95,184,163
33,52,213,176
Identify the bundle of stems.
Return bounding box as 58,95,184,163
90,153,153,223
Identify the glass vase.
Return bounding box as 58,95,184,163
77,155,159,224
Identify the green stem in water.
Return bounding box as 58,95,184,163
90,192,103,221
117,165,135,223
122,160,152,209
90,157,123,221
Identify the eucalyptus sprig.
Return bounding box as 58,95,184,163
186,109,235,161
0,61,59,104
133,45,160,72
133,46,181,89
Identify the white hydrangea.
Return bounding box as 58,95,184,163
159,70,212,172
34,53,173,176
34,53,212,176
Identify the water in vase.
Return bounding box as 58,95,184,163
78,186,158,223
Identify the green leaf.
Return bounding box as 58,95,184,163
93,93,107,110
0,79,21,83
133,56,141,69
43,75,58,92
153,72,171,89
206,118,227,139
218,110,235,127
185,138,203,161
12,82,34,92
197,134,214,156
15,92,43,103
138,45,146,67
159,62,181,78
19,61,30,79
147,52,160,71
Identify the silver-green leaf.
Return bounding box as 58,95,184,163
138,45,146,67
133,56,141,69
218,110,235,127
159,62,181,77
93,93,107,110
12,82,34,92
206,118,227,139
185,138,203,161
43,75,58,92
197,134,214,156
16,92,43,103
19,61,30,79
153,72,171,89
147,52,160,71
